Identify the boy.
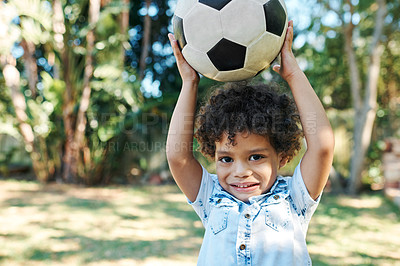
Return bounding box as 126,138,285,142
166,21,334,265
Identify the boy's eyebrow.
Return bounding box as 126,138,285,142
216,148,271,155
248,148,271,153
215,150,232,156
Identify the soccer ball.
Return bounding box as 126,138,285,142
173,0,288,82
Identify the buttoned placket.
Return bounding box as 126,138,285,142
236,202,261,265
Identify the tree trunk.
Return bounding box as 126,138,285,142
120,0,130,64
2,59,49,182
20,40,38,98
52,0,78,183
18,39,55,181
347,0,386,194
61,29,76,183
139,0,152,80
72,0,101,180
52,0,65,79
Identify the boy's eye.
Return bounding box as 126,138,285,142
219,157,233,163
249,154,264,161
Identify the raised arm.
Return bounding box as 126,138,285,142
273,21,335,200
166,34,203,202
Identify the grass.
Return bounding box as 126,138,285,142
0,180,399,265
308,192,400,265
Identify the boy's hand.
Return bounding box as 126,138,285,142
273,20,302,82
168,33,200,84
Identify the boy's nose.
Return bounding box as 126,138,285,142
233,161,252,178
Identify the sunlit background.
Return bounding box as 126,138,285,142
0,0,399,265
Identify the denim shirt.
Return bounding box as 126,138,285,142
188,163,320,266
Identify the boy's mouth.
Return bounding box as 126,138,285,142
233,184,257,188
230,182,260,189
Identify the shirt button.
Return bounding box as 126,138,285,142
245,213,251,219
239,244,246,250
273,195,280,200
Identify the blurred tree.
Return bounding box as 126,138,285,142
0,0,54,182
297,0,399,193
0,0,210,184
0,0,145,184
344,0,386,194
63,0,101,182
55,0,143,184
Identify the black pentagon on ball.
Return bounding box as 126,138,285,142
207,38,246,71
263,0,286,36
173,15,186,49
199,0,232,11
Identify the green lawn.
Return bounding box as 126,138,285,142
0,180,399,265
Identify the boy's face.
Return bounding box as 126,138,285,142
215,132,286,203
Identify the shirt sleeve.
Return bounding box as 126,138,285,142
288,161,321,223
187,165,215,226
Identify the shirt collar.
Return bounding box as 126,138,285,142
249,176,289,204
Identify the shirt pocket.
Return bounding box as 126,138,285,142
208,198,235,235
264,197,291,232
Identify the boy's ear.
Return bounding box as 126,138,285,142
278,153,288,169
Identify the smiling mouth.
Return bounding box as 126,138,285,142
231,183,259,188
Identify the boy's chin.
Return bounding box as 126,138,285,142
233,192,261,203
227,186,263,202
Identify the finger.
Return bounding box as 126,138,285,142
282,22,293,51
287,21,294,44
287,27,293,47
272,65,281,73
168,33,178,51
168,34,185,61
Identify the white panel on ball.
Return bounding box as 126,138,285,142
173,0,197,18
214,68,257,82
184,4,223,52
252,0,269,4
245,31,284,72
220,0,266,46
182,45,219,79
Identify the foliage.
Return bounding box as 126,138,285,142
1,0,163,183
293,0,400,190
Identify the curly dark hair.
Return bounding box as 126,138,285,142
195,82,303,162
